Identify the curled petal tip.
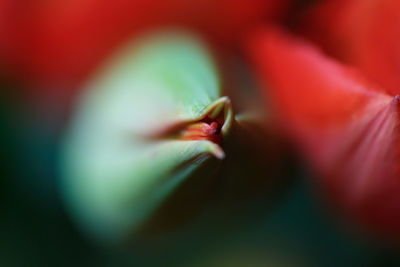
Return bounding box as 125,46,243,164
211,145,225,160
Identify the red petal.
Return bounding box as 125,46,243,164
0,0,290,116
302,0,400,96
247,27,400,239
0,0,289,87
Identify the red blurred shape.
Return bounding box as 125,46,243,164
302,0,400,96
248,26,400,240
0,0,288,89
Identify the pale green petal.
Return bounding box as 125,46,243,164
61,32,232,243
63,139,220,242
76,32,221,136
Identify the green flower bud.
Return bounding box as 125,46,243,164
61,32,284,244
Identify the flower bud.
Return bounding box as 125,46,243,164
61,31,285,244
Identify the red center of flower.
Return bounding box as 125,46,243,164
180,118,222,144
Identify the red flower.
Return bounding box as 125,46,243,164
247,26,400,240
